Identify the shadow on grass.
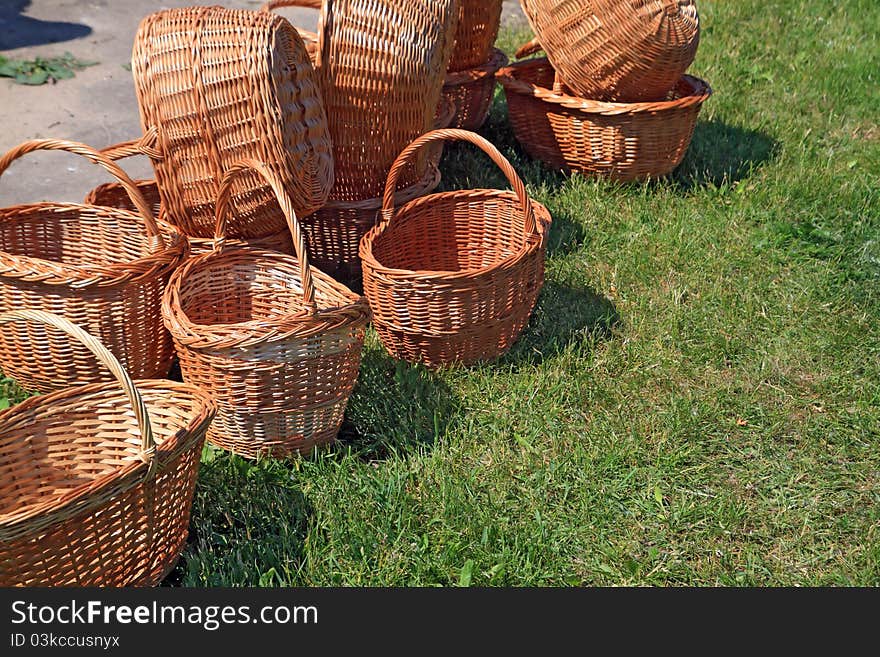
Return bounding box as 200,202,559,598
338,344,461,461
502,280,620,366
0,1,92,51
670,119,780,189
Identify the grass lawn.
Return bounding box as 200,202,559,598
3,0,878,586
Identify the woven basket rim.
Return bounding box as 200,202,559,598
496,58,712,115
445,48,509,87
361,190,551,280
163,246,370,349
0,379,214,535
0,204,187,287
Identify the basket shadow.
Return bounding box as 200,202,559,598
336,342,461,462
501,279,620,366
0,1,92,51
670,118,779,190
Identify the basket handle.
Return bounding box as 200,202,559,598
381,129,537,236
0,138,164,246
213,159,316,312
98,127,163,162
0,309,157,476
515,37,543,60
260,0,322,56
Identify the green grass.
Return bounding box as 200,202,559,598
5,0,879,586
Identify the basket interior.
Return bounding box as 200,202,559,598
0,383,205,520
0,204,162,267
371,192,530,273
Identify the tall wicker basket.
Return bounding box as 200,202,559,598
447,0,504,72
0,310,215,586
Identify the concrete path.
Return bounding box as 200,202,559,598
0,0,525,205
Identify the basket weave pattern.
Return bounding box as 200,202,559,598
448,0,504,72
442,49,508,130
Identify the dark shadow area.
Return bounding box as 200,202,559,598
163,455,314,586
501,280,620,366
0,1,92,51
337,344,461,462
670,118,780,190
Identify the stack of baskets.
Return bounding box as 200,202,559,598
498,0,712,180
441,0,508,131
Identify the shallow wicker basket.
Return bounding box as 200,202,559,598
131,6,333,238
0,140,186,392
0,310,215,586
263,0,458,199
497,57,711,181
442,48,508,131
361,129,552,367
520,0,700,102
163,160,370,459
85,179,294,257
448,0,504,72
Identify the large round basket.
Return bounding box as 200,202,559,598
163,160,370,459
442,48,508,131
0,140,186,393
447,0,504,72
85,178,294,257
520,0,700,102
361,129,552,367
0,310,215,586
497,57,711,181
131,6,333,238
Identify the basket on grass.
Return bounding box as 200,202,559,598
447,0,504,72
162,160,370,459
361,129,552,367
85,179,294,256
519,0,700,102
442,48,508,130
131,5,333,239
0,139,186,392
0,310,215,586
262,0,458,198
497,56,711,180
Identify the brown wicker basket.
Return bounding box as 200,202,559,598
448,0,504,72
163,159,370,459
131,6,333,239
0,310,215,586
264,0,458,199
442,48,508,131
0,139,186,393
519,0,700,102
85,179,294,257
360,129,552,367
497,57,711,181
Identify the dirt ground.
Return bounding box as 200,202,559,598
0,0,526,205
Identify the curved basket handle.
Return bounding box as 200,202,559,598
515,37,543,60
98,127,162,162
381,129,537,236
0,138,164,246
0,309,157,476
213,159,316,312
260,0,322,55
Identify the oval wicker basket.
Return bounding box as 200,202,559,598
497,57,711,181
131,6,333,238
0,310,215,586
85,179,294,257
360,129,552,367
0,139,186,392
448,0,504,72
163,160,370,459
442,48,508,131
264,0,458,200
520,0,700,102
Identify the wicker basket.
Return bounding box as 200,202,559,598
498,57,710,181
131,6,333,239
264,0,458,199
360,129,552,367
448,0,504,72
520,0,700,102
0,139,186,393
163,159,370,459
442,48,508,131
0,310,215,586
85,179,294,257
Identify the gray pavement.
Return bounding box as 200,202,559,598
0,0,525,205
